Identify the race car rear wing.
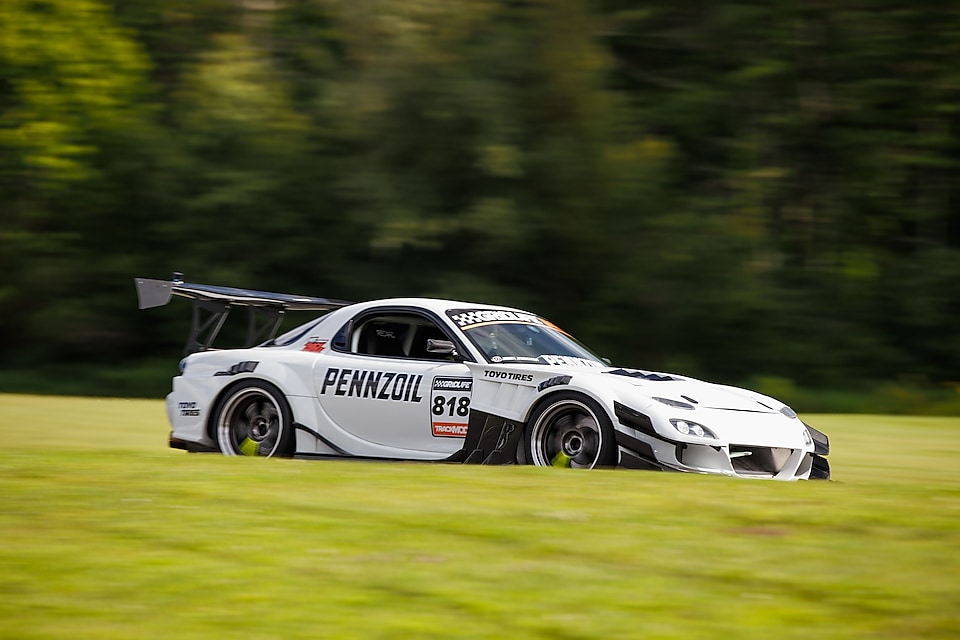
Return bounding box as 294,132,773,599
135,273,351,355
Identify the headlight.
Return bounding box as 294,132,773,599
802,428,813,447
780,406,798,419
654,397,696,410
670,419,718,440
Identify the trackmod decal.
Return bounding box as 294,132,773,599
319,368,424,402
431,376,472,438
432,423,468,437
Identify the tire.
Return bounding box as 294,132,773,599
213,380,295,457
523,392,617,469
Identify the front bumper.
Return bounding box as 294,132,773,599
613,402,828,480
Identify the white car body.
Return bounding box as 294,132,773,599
138,277,830,480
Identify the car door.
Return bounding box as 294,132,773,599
314,309,473,456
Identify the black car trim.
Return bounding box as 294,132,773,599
170,436,217,453
804,423,830,456
614,430,664,468
810,453,831,480
537,375,573,392
214,360,259,376
614,402,713,463
293,422,350,455
619,450,667,471
450,409,522,465
606,368,677,382
613,402,684,445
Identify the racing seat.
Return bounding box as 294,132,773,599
358,321,409,357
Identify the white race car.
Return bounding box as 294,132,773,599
136,275,830,480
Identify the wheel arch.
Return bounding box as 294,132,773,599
205,373,301,443
521,383,616,425
521,387,618,468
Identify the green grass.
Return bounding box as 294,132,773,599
1,394,958,639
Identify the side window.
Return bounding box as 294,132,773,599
407,324,448,359
331,324,349,351
355,320,410,357
341,312,458,360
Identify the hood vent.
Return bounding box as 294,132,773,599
606,368,677,382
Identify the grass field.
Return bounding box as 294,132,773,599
1,394,958,639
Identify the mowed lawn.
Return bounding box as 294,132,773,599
1,394,958,639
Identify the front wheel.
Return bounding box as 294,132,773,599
214,380,295,457
523,393,617,469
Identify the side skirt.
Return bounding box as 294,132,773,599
170,435,218,453
293,422,350,456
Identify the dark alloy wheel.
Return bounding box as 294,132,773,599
214,380,294,457
524,392,616,468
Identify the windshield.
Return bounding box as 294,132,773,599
447,308,605,367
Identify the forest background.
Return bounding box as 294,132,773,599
1,0,958,413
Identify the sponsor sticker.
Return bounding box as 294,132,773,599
178,401,200,417
446,308,573,336
482,370,534,382
303,338,326,353
447,308,545,330
537,374,573,392
540,355,604,368
319,368,424,403
430,376,472,437
432,422,469,437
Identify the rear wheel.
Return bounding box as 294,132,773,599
214,380,295,457
524,393,616,468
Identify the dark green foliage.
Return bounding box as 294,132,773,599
1,0,958,402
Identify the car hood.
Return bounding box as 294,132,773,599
602,369,778,413
596,368,807,446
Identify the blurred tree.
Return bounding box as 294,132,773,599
597,0,960,382
0,0,958,395
169,35,316,280
0,0,156,360
110,0,245,98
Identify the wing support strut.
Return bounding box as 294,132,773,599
186,299,230,355
246,306,285,350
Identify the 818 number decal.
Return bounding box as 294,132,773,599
432,395,470,417
430,377,473,438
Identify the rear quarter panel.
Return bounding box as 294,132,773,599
168,348,323,446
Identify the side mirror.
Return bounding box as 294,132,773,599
426,339,459,359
